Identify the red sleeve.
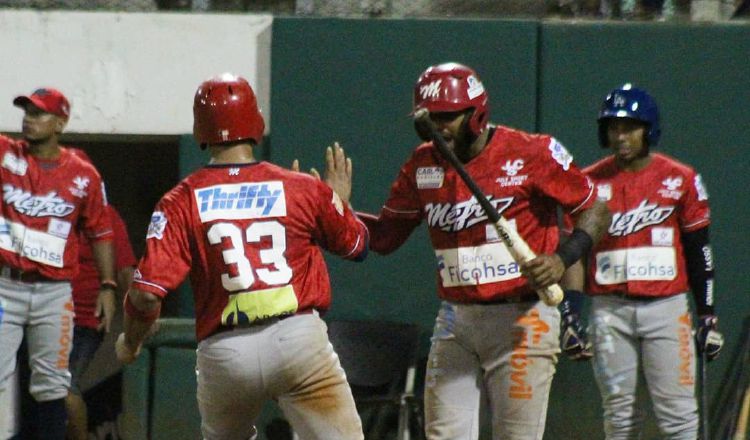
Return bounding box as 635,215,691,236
680,171,711,232
310,180,369,260
109,206,137,270
535,137,595,215
80,166,114,242
133,186,193,298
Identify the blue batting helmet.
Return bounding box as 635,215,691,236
597,84,660,148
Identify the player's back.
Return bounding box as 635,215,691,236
141,161,368,340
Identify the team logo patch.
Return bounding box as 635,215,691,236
658,176,683,200
596,183,612,201
651,227,673,246
146,211,167,240
194,182,287,222
69,176,90,198
48,218,72,238
419,79,442,100
416,167,444,189
496,159,527,187
2,152,28,176
694,174,709,201
466,75,485,100
548,138,573,171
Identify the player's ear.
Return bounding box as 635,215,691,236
54,116,67,134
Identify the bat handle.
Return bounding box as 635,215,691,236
537,283,564,306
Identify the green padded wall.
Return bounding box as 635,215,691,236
538,22,750,438
270,17,539,339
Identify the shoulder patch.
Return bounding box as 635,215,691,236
548,138,573,171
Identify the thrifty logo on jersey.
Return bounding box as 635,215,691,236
2,152,28,176
3,184,75,218
609,199,674,237
547,138,573,171
194,182,287,222
425,196,513,232
658,176,683,200
594,247,677,284
496,159,527,187
0,216,65,267
416,167,444,189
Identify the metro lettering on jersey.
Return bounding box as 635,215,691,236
195,182,287,222
3,184,75,218
425,196,513,232
609,199,674,236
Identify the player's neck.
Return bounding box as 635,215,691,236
209,143,257,164
27,138,62,160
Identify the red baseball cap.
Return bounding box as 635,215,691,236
13,88,70,119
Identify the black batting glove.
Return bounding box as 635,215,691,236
696,315,723,361
559,290,592,361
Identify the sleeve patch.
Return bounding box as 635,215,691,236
146,211,167,240
548,138,573,171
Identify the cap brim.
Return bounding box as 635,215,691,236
12,96,32,108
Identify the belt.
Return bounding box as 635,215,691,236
613,292,664,302
479,293,538,305
0,266,52,283
215,309,315,334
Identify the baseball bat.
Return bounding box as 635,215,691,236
413,108,563,306
699,349,710,440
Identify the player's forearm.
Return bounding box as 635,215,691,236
92,240,116,285
356,211,419,255
123,288,162,349
681,226,715,316
573,200,611,245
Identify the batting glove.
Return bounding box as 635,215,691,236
559,291,592,361
696,315,724,361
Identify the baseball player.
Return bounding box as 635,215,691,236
67,199,136,440
115,73,369,440
573,84,724,439
0,88,115,440
356,62,611,440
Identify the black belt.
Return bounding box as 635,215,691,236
613,292,664,302
479,293,538,305
214,309,315,334
0,266,53,283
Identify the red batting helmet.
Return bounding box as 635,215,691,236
193,73,265,146
413,63,489,137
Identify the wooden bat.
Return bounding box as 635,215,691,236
413,108,563,306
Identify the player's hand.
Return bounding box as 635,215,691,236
323,142,353,205
96,288,117,333
520,254,565,290
559,294,592,361
696,315,723,361
290,159,321,180
115,333,142,364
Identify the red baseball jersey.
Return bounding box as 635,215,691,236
583,152,711,297
0,136,112,280
72,205,136,328
132,162,369,341
363,126,594,303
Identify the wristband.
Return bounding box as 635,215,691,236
101,280,118,290
124,292,161,323
556,228,594,269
